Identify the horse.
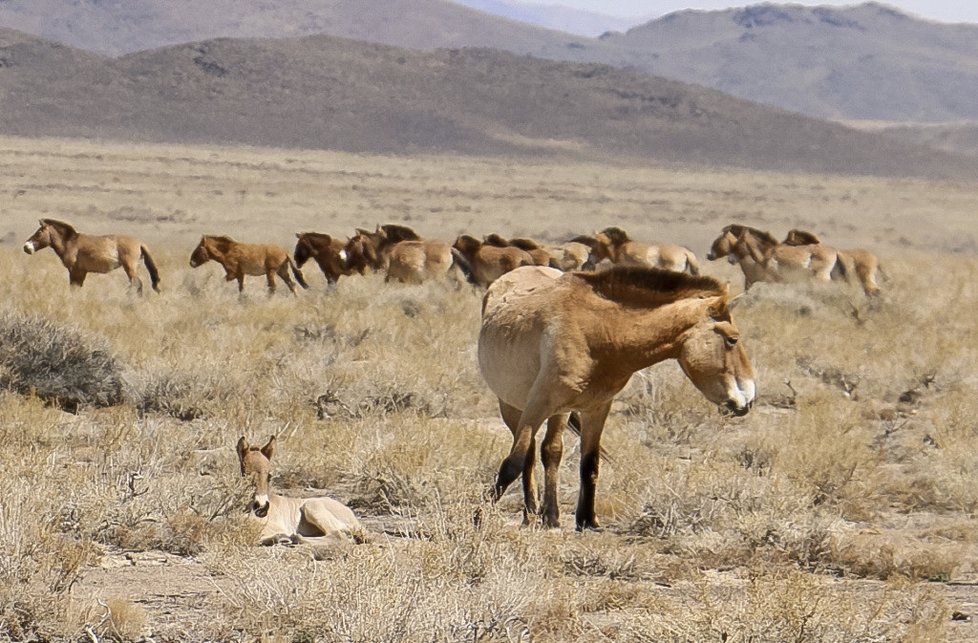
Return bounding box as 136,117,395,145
343,224,421,274
190,235,308,295
483,234,556,268
549,241,592,272
478,265,755,530
573,227,701,275
783,229,884,296
726,227,844,285
294,232,352,285
385,239,461,284
236,436,362,545
23,219,161,294
452,234,535,288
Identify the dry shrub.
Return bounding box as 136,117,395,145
98,597,149,642
0,311,124,412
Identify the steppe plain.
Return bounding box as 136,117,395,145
1,134,978,641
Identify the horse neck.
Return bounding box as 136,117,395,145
737,234,771,264
44,227,72,258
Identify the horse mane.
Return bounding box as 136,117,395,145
721,224,778,247
783,229,821,246
381,224,421,243
454,234,482,253
204,235,236,251
40,218,78,239
575,266,724,307
297,232,333,244
509,238,542,251
598,226,631,245
569,234,597,248
483,233,510,247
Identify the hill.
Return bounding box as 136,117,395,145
449,0,637,36
0,28,974,179
2,1,977,124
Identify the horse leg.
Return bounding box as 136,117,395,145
540,413,568,528
575,401,612,531
277,263,297,295
69,268,87,288
122,259,144,295
498,400,540,524
236,272,246,293
494,397,552,508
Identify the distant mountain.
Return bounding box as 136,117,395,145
1,28,974,180
449,0,638,36
2,1,978,123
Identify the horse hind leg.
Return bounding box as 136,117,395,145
540,414,568,528
122,260,144,295
498,400,540,524
276,264,297,295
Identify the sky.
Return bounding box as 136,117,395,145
554,1,978,24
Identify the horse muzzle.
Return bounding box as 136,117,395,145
23,242,35,254
705,251,716,261
724,399,752,417
250,499,270,518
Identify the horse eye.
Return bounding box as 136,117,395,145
724,336,739,348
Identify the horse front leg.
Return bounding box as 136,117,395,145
68,267,87,288
265,268,277,295
575,401,612,531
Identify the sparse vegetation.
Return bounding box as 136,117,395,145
1,136,977,640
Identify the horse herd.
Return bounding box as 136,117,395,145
22,219,883,297
21,217,879,540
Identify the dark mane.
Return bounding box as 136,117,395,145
509,238,542,251
297,232,333,244
41,218,78,239
483,233,510,247
381,224,420,243
575,266,724,306
569,234,597,248
721,224,778,246
598,226,631,245
783,229,821,246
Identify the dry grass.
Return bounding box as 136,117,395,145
1,135,977,640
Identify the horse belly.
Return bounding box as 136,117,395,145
478,328,543,409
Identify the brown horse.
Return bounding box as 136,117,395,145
23,219,161,293
190,235,308,294
483,233,556,267
574,227,701,275
344,224,421,274
783,229,884,296
478,265,755,530
453,234,535,288
728,227,844,285
294,232,352,285
385,239,460,284
236,436,362,545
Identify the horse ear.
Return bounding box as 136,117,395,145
261,435,276,460
295,233,302,238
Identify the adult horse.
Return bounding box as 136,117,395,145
294,232,352,285
783,229,884,296
573,227,701,275
385,239,461,284
23,219,161,294
344,224,421,274
478,265,755,530
727,227,844,285
483,233,556,268
452,234,535,288
190,235,308,295
236,436,362,545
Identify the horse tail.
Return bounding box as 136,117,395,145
685,251,701,276
877,263,889,283
450,247,478,285
566,411,611,463
141,245,161,293
290,258,310,289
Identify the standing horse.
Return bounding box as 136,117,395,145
23,219,161,294
783,229,884,296
343,224,421,274
385,239,462,284
483,234,556,268
574,227,701,275
294,232,352,285
236,436,362,545
478,265,755,530
190,235,308,295
727,227,844,285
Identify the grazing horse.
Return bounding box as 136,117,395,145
236,436,362,545
23,219,161,293
294,232,352,285
574,227,701,275
783,229,884,296
190,235,308,295
452,234,535,288
478,265,755,530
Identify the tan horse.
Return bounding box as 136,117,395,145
452,234,535,288
549,241,592,272
294,232,352,285
23,219,161,293
705,224,775,289
343,224,421,274
483,233,555,267
783,229,884,296
385,239,459,284
574,227,701,275
728,227,844,285
478,265,755,530
236,436,362,545
190,235,308,294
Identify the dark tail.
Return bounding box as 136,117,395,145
290,259,309,289
450,247,478,286
141,245,161,293
565,411,611,463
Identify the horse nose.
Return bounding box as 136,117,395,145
725,399,751,417
706,251,715,261
23,242,34,254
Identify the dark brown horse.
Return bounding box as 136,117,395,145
190,235,308,295
23,219,160,293
294,232,352,285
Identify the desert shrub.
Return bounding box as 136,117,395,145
0,311,124,411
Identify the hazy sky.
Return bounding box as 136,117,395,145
559,1,978,24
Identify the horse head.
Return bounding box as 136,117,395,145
236,436,276,518
23,220,52,254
